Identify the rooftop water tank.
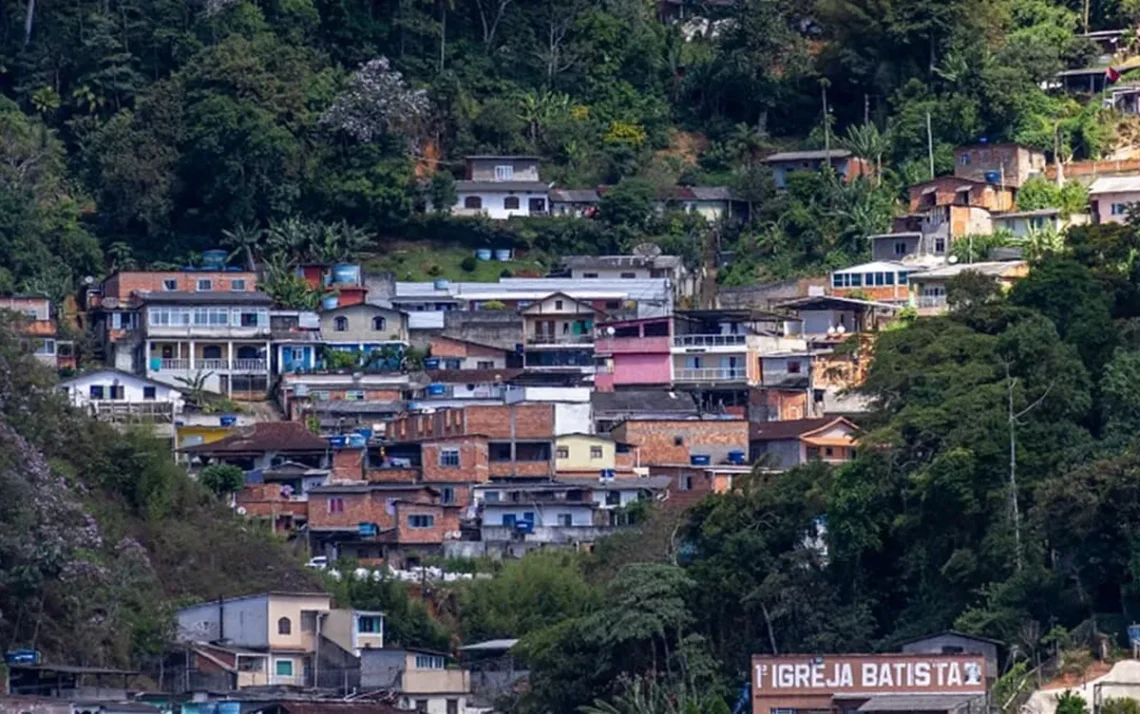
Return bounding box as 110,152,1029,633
321,295,339,310
201,249,227,269
331,263,361,285
424,358,441,369
475,248,492,261
494,248,512,262
984,170,1001,183
426,383,447,396
727,450,746,465
434,278,450,290
690,454,711,466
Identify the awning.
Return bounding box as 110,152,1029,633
922,186,938,195
802,436,855,447
955,185,971,192
858,694,984,713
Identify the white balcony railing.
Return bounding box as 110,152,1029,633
158,358,190,370
674,367,747,382
916,295,947,309
233,358,268,372
672,334,747,348
199,359,229,370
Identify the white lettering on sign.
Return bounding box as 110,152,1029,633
754,658,984,692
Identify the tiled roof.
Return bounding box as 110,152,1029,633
137,291,273,305
750,417,851,441
182,421,328,453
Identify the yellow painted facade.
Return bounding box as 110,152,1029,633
555,434,616,472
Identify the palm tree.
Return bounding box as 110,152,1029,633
221,223,264,271
106,242,138,273
841,122,892,185
267,218,316,263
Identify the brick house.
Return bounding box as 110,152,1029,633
0,296,75,370
609,417,750,467
650,464,752,510
953,142,1046,188
306,482,458,567
427,335,513,370
750,417,858,469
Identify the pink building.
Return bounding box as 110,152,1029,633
1089,176,1140,224
594,317,673,391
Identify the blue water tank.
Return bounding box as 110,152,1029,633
426,383,447,396
217,702,240,714
984,170,1001,183
434,278,451,290
494,248,512,262
321,295,339,310
424,358,441,369
475,248,492,261
202,249,228,269
356,427,374,440
358,522,378,537
727,450,746,465
149,357,162,371
331,263,361,285
220,414,237,427
515,520,534,534
690,454,711,466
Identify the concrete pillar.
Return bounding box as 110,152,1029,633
227,342,234,397
189,340,196,369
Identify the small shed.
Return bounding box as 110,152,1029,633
899,631,1002,680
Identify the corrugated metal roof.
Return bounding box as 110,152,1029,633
550,189,601,202
858,694,983,712
1090,175,1140,194
764,149,852,162
455,180,550,192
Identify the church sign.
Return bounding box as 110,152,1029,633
752,654,987,696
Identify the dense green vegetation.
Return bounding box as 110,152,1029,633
0,0,1129,293
0,317,317,665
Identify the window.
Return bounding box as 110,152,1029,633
476,360,494,369
441,487,455,505
345,390,365,401
832,274,844,288
447,700,459,714
494,165,514,180
787,360,801,374
277,617,292,635
605,300,621,309
1113,203,1130,216
35,339,56,355
620,272,637,279
143,386,157,400
558,514,573,527
824,447,834,457
90,385,105,400
239,310,261,327
108,385,125,400
415,700,429,714
312,390,330,401
899,272,909,285
163,279,178,291
275,659,294,677
328,497,345,513
556,446,570,459
358,615,382,634
371,315,386,331
850,273,862,287
554,299,564,310
885,272,895,286
679,475,693,491
934,237,946,254
409,514,435,529
605,491,621,506
673,436,684,446
196,279,212,292
464,196,483,209
334,316,348,331
439,449,460,467
894,241,908,256
590,446,603,459
874,272,885,286
444,358,462,369
484,490,500,503
959,153,971,165
583,272,599,278
504,196,520,210
231,279,246,291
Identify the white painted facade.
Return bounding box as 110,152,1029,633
453,189,549,219
59,370,184,411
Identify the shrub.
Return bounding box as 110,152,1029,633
460,255,477,272
199,464,246,498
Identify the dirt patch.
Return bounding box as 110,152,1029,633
658,129,708,164
1041,661,1114,690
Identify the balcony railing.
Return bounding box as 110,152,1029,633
92,401,175,423
157,358,190,370
199,358,229,370
916,295,947,309
673,334,747,348
233,358,268,372
526,334,595,346
674,367,747,382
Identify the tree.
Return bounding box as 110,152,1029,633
320,58,430,144
599,179,655,232
1056,691,1090,714
199,464,246,499
222,224,265,271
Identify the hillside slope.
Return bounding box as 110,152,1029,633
0,317,318,667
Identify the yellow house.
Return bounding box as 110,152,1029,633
322,609,385,656
555,433,617,472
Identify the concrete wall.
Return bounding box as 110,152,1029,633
468,157,540,182
611,353,673,386
454,189,548,219
321,304,408,343
177,596,269,647
62,371,184,409
1092,191,1140,223
556,435,616,471
267,593,331,650
751,438,803,469
901,634,999,679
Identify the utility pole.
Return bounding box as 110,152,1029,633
1083,0,1090,34
926,111,935,180
821,78,831,156
1005,365,1054,573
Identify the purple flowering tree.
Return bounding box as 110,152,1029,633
319,58,429,144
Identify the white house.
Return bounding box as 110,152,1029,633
59,369,185,419
453,156,550,219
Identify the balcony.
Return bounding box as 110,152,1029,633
672,334,748,349
916,295,947,309
199,358,229,370
159,358,190,370
481,524,620,544
526,334,595,347
674,367,747,382
146,325,272,339
91,401,175,423
233,358,268,372
595,335,671,355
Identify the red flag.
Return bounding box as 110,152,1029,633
1107,66,1122,83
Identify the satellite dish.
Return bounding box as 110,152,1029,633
606,326,616,336
631,242,662,258
948,255,960,264
236,506,248,515
84,276,95,285
827,325,837,335
836,324,847,334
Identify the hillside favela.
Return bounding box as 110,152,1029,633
14,1,1140,714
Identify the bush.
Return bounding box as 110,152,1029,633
499,268,513,278
460,255,477,272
